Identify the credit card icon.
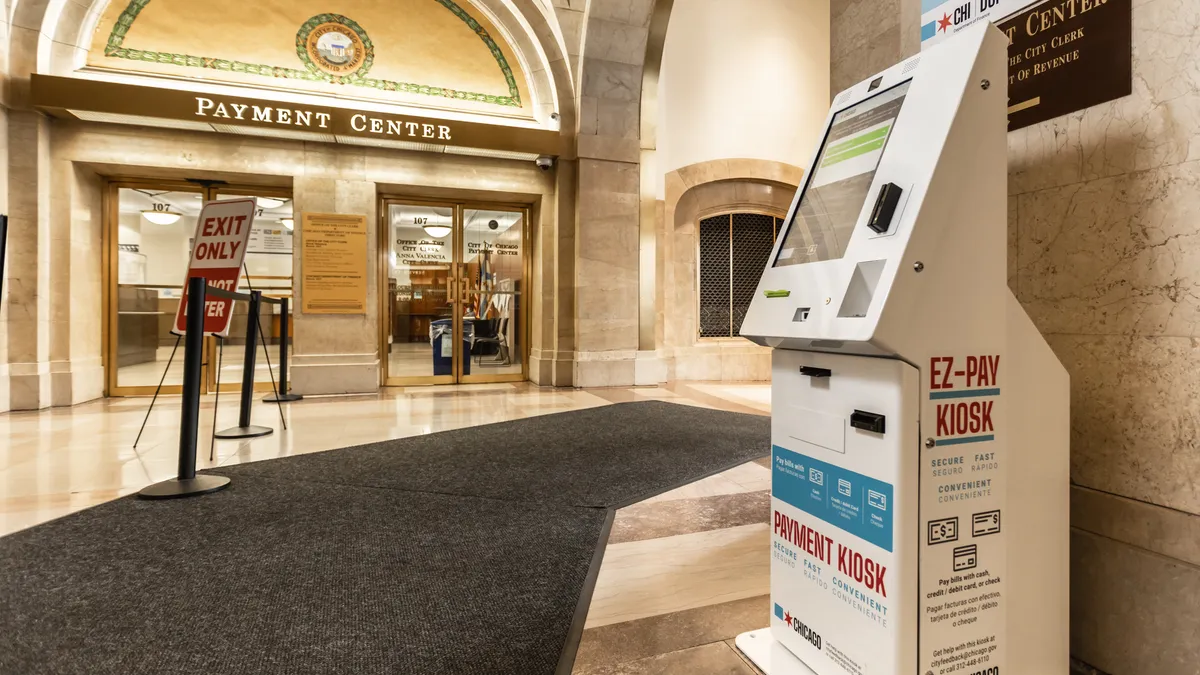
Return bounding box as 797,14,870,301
837,479,851,496
953,544,978,571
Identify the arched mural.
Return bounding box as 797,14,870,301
86,0,535,115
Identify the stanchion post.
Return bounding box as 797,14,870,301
215,290,273,439
264,296,302,403
139,277,231,499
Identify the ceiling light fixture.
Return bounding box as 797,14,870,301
141,208,182,225
257,197,286,209
423,223,452,238
280,218,295,231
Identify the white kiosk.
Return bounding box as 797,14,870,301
736,24,1069,675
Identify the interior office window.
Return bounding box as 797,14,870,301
698,213,780,338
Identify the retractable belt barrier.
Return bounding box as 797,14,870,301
138,277,232,499
263,296,302,403
137,281,290,499
206,287,285,440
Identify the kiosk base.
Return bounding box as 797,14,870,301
734,629,818,675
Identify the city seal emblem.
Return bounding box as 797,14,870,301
297,15,374,79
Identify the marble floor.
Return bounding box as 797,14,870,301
116,343,284,389
386,340,524,378
0,380,772,674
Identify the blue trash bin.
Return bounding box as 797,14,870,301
430,319,472,376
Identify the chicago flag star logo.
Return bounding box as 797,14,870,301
938,13,953,32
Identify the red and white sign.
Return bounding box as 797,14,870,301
172,198,257,336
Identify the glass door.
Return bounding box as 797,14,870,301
458,207,526,383
382,200,458,385
107,183,209,396
380,199,529,385
208,188,295,393
105,181,295,397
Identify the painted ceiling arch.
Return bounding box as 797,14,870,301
86,0,535,116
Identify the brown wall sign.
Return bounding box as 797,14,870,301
999,0,1131,131
31,74,562,156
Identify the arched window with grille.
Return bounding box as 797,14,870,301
698,213,782,338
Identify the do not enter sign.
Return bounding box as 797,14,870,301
172,198,257,337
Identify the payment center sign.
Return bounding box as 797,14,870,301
772,445,895,675
172,198,256,337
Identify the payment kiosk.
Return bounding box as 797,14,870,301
735,23,1069,675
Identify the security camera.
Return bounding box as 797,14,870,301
536,155,554,171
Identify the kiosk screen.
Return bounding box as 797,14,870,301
775,81,910,267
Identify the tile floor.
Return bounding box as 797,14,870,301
0,381,773,674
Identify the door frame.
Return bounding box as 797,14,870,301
377,195,532,386
102,179,294,397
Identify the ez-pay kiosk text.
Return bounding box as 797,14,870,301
736,23,1070,675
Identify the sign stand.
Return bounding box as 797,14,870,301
139,277,231,499
131,335,181,449
215,290,274,440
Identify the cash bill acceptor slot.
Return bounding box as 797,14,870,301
735,23,1070,675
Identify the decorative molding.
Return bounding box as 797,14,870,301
103,0,522,107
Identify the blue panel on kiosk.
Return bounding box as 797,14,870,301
772,444,894,552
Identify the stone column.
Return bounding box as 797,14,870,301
572,0,654,387
289,175,380,395
5,110,51,410
46,153,105,406
0,106,9,413
530,157,577,387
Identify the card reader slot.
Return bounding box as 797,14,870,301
867,182,902,234
799,366,832,378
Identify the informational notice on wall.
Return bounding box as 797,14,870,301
998,0,1131,131
172,198,256,337
248,221,293,254
301,213,368,314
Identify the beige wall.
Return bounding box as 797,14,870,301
830,1,1200,673
656,0,829,197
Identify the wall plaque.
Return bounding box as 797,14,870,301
1000,0,1131,131
301,213,369,314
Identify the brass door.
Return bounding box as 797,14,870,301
380,198,530,385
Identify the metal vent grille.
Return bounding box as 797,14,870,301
698,213,780,338
731,214,776,335
901,57,921,75
833,90,853,107
699,215,731,338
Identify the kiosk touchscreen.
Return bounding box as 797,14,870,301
735,23,1069,675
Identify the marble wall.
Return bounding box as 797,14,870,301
571,0,656,388
830,0,1200,672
